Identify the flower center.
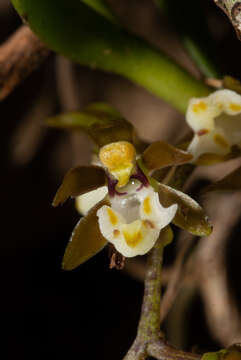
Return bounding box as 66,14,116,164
110,180,146,223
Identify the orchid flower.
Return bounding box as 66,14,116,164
186,89,241,163
49,103,211,270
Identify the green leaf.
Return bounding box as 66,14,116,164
142,141,193,172
204,166,241,194
11,0,211,113
53,165,107,207
47,103,135,148
158,183,212,236
81,0,117,24
62,198,109,270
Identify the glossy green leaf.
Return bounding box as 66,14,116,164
81,0,117,24
11,0,211,113
142,141,193,172
204,165,241,194
62,198,109,270
53,165,106,207
158,183,212,236
47,103,135,148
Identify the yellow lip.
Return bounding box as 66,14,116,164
99,141,136,187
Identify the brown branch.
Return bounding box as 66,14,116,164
195,193,241,346
147,340,201,360
160,232,194,323
214,0,241,40
123,229,201,360
0,26,50,101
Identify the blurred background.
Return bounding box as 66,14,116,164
1,0,241,358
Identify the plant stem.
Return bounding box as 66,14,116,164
137,235,164,341
213,1,241,40
123,235,164,360
123,227,201,360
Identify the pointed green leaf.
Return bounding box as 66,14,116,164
47,103,135,148
53,165,106,207
158,183,212,236
204,166,241,194
142,141,193,172
81,0,117,24
11,0,211,113
62,198,109,270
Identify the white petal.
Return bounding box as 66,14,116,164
117,220,160,257
188,131,231,160
186,97,219,133
139,189,177,229
97,205,124,242
186,89,241,159
211,89,241,115
76,186,108,215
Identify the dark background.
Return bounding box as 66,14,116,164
1,1,241,359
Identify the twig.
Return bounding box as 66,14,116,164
123,234,164,360
213,1,241,40
123,229,201,360
0,0,10,13
160,232,194,323
195,193,241,346
0,25,50,101
147,340,201,360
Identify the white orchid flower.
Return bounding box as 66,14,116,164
97,180,177,257
186,89,241,161
76,141,177,258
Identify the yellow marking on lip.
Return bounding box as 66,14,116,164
123,229,143,248
229,103,241,112
192,101,207,113
122,221,143,248
107,208,118,226
143,196,152,215
213,134,229,149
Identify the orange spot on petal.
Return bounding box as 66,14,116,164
143,220,155,229
197,128,209,136
113,229,120,237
